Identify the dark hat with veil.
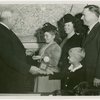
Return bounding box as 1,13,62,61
63,13,75,24
42,22,57,32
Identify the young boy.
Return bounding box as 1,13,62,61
65,47,86,90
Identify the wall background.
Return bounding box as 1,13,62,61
0,3,99,50
0,4,86,42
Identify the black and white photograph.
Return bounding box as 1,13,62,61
0,0,100,99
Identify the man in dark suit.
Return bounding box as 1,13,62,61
81,5,100,88
0,10,46,93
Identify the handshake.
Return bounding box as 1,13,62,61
29,66,54,75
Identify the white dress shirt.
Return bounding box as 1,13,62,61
88,21,98,34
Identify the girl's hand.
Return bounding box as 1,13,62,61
46,68,54,75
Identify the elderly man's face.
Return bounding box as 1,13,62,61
81,8,97,26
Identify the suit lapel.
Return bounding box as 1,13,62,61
83,22,100,47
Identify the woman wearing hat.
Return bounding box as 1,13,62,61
33,23,61,93
58,14,83,90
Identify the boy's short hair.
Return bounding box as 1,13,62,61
68,47,85,61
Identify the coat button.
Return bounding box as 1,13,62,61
67,77,69,79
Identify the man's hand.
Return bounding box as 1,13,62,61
26,49,34,56
93,78,100,87
29,66,40,75
32,55,41,60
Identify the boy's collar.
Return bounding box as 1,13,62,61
68,63,82,72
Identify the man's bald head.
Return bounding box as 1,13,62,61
0,10,18,29
0,10,14,21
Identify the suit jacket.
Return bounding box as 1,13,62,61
40,42,61,72
82,22,100,85
0,23,34,93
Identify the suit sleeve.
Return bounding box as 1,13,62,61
95,32,100,79
0,31,31,75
